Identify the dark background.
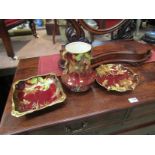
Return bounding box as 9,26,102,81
0,69,15,121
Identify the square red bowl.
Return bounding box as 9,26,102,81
11,74,66,117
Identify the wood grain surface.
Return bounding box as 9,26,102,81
1,40,155,135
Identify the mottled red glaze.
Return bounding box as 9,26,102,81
61,70,96,92
16,83,57,112
97,71,129,87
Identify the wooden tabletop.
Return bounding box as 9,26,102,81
1,40,155,135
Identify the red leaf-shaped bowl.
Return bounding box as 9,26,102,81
96,64,139,92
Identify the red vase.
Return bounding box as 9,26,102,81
61,70,96,92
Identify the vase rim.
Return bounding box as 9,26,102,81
65,41,91,54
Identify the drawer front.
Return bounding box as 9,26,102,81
28,109,127,135
126,102,155,120
110,103,155,135
119,123,155,135
69,109,127,135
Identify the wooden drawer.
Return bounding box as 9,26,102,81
28,109,127,135
110,103,155,135
119,122,155,135
110,112,155,135
126,102,155,120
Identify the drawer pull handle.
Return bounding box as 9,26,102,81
65,122,88,134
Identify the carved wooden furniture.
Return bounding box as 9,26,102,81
65,19,136,43
52,19,58,44
91,40,153,67
45,19,60,44
0,19,38,59
1,40,155,135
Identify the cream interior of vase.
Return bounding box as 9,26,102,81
65,42,92,54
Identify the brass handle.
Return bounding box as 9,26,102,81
65,122,88,134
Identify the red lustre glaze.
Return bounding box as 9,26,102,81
24,84,56,104
61,70,96,92
65,53,74,61
17,83,57,112
97,71,129,87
